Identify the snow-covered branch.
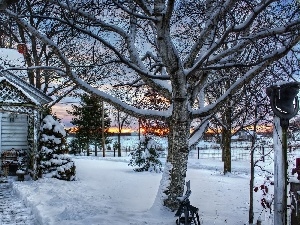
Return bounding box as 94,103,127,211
112,0,157,21
189,117,210,147
5,9,173,121
132,0,153,16
213,21,299,64
184,0,236,68
3,66,66,75
186,19,300,77
34,5,172,96
191,34,300,118
232,0,275,32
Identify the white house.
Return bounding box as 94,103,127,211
0,48,52,176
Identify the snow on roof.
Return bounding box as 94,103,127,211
0,69,52,105
0,48,52,106
0,48,27,78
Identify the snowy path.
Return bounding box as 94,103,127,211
0,183,37,225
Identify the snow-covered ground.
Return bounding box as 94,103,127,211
8,155,282,225
5,137,300,225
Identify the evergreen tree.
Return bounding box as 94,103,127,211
38,115,76,181
128,136,163,173
68,93,111,156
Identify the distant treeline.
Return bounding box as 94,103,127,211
67,132,136,138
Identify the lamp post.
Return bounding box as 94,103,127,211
267,82,300,225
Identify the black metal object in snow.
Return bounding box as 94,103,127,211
292,158,300,180
266,82,300,129
175,180,201,225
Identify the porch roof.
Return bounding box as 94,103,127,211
0,68,52,106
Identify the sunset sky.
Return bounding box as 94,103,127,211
52,102,138,133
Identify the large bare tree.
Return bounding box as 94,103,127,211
3,0,300,210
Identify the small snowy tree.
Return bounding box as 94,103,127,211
129,136,163,173
38,115,76,181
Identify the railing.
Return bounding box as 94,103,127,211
189,145,300,162
189,146,275,162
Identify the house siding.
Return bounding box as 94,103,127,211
0,113,28,152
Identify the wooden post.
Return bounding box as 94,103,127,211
197,147,200,159
274,116,287,225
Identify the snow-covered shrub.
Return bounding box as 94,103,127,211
128,136,162,173
38,115,76,181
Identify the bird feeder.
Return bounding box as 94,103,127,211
17,43,27,55
266,82,300,129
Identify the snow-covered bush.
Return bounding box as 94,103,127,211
128,136,162,173
38,115,76,181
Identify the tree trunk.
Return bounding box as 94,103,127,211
117,110,122,157
87,143,90,156
221,128,225,162
163,118,191,211
94,143,97,156
223,102,232,174
223,127,231,174
117,133,121,157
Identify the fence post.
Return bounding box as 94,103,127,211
198,147,200,159
262,146,265,162
114,148,116,157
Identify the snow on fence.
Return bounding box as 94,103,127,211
69,136,300,163
189,144,300,162
188,146,275,162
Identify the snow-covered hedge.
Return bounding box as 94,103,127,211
39,115,76,181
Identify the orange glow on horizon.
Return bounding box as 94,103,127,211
67,125,273,135
108,127,134,133
67,126,135,134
